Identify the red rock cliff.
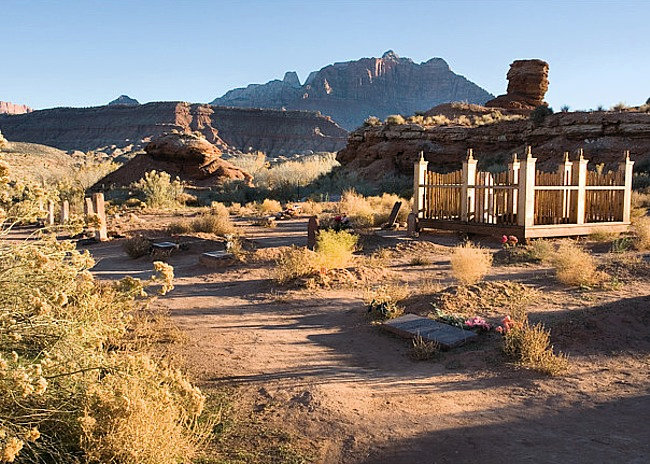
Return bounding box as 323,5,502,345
0,101,33,115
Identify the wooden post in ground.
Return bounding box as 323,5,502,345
412,151,428,220
620,150,635,223
460,148,477,222
307,216,319,250
46,200,55,226
92,193,108,241
517,146,537,228
571,149,589,225
557,152,573,222
59,200,69,224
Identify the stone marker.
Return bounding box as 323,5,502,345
382,313,477,349
152,241,179,251
84,197,95,217
59,200,69,224
307,215,319,250
385,201,402,228
46,200,55,226
199,250,235,268
92,193,108,241
406,212,418,236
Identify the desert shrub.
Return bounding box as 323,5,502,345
530,105,554,124
0,233,206,463
503,313,569,376
450,242,492,285
190,212,235,236
367,193,411,225
299,200,323,216
314,229,358,269
385,114,406,125
589,230,619,242
167,220,192,235
338,190,374,228
273,246,317,284
560,105,570,112
123,235,151,258
258,198,282,214
550,240,606,286
611,102,629,112
632,216,650,250
134,170,184,209
210,201,229,217
526,239,555,263
409,335,439,361
365,282,408,320
409,256,431,266
364,116,382,127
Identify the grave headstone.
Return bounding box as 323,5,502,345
385,201,402,228
199,250,235,268
382,314,477,349
406,212,418,236
46,200,55,226
307,216,319,250
84,197,95,217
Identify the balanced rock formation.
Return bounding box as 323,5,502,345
337,110,650,180
212,50,494,130
93,132,253,189
0,101,33,115
485,59,549,110
108,95,140,106
0,102,347,156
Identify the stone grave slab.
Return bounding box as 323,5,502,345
199,251,235,268
152,241,179,251
382,314,477,349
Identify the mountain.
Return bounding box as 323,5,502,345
0,101,33,114
108,95,140,106
0,102,347,156
212,50,494,130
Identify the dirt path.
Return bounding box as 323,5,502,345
86,217,650,464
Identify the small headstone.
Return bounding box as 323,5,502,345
152,241,179,251
382,314,477,349
307,216,319,250
59,200,69,224
199,250,235,268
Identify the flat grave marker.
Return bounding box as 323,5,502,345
382,313,477,349
199,250,235,268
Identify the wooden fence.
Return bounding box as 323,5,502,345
412,148,634,239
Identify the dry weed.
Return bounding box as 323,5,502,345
632,216,650,250
450,242,492,285
550,240,607,287
123,235,151,258
409,335,439,361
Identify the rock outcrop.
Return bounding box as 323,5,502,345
108,95,140,106
485,59,549,110
212,50,494,130
93,132,253,188
337,110,650,180
0,101,33,114
0,102,347,156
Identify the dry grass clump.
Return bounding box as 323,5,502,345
299,200,323,216
258,199,282,214
503,312,569,376
450,242,492,285
364,282,409,320
123,235,151,258
385,114,406,125
632,216,650,250
273,230,358,285
409,335,439,361
337,191,410,228
589,230,620,242
168,208,235,237
550,240,606,287
526,239,555,263
134,170,185,209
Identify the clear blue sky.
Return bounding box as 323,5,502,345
2,0,648,111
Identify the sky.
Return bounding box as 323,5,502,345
1,0,649,111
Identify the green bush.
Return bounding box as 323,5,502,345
530,105,554,124
134,170,184,209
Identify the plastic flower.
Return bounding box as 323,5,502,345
501,235,508,244
508,235,519,245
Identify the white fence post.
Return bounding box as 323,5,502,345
517,146,537,228
461,148,477,221
620,150,634,223
572,149,588,225
412,152,428,219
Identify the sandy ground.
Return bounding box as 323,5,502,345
84,214,650,464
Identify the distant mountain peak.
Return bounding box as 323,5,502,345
211,52,493,130
0,101,33,115
108,95,140,106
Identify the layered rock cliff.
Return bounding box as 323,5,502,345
485,59,549,110
0,101,33,115
212,50,494,130
0,102,347,156
337,110,650,179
